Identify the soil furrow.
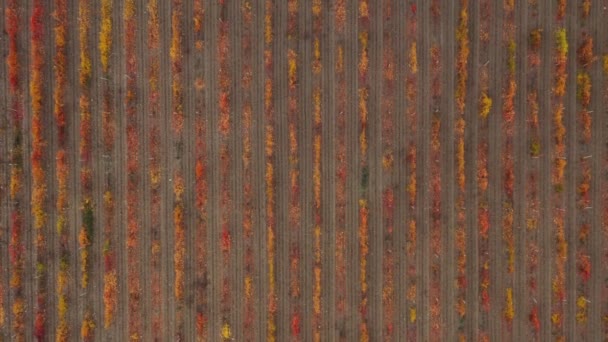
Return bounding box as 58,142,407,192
488,0,503,339
274,0,288,338
206,0,219,339
136,0,151,339
565,2,579,340
320,0,336,338
88,1,103,339
465,0,480,338
369,1,382,339
114,0,128,339
590,1,606,340
298,0,312,340
237,0,257,340
393,0,407,339
256,0,268,339
229,0,243,337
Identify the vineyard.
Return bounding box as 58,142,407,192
1,0,608,341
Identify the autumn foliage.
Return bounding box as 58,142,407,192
30,3,49,339
54,0,71,339
6,0,26,338
264,0,277,339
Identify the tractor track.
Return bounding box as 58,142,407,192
369,0,382,339
299,0,313,340
565,2,579,340
488,0,503,339
320,0,336,338
92,0,105,335
590,1,606,341
205,0,219,338
114,0,128,339
137,0,152,339
274,0,289,338
465,0,480,338
231,0,244,338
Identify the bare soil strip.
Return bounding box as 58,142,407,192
298,1,313,340
137,0,152,339
369,1,382,339
321,0,336,338
272,0,288,339
88,2,104,339
488,0,503,339
590,2,605,340
465,0,480,338
565,2,578,340
182,0,195,338
393,0,407,339
313,1,336,341
114,0,128,339
206,0,220,339
231,0,245,338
